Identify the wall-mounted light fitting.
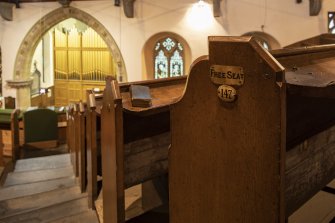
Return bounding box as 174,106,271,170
196,0,221,17
197,0,205,7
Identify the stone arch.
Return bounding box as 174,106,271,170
10,6,127,108
142,32,192,80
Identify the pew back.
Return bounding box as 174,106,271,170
169,36,286,223
0,109,20,185
170,36,335,222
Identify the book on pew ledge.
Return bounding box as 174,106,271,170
129,85,152,108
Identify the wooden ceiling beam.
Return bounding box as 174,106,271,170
0,2,15,21
123,0,135,18
213,0,221,17
309,0,322,16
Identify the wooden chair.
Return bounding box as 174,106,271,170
169,36,335,222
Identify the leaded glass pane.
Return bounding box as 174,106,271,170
155,50,168,79
153,36,185,79
155,42,161,51
262,41,269,50
328,12,335,33
163,38,176,51
330,19,334,29
170,50,183,77
178,43,183,51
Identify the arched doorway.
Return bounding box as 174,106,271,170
10,7,127,108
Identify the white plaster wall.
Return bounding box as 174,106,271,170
0,0,335,101
31,40,43,74
71,0,227,82
42,32,54,89
31,34,54,89
0,2,59,98
225,0,331,46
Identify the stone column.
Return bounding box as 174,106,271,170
6,79,32,109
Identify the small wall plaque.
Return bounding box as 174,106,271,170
217,85,237,102
210,65,244,86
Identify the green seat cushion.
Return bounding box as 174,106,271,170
23,108,58,143
0,109,15,124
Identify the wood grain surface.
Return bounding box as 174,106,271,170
169,36,286,223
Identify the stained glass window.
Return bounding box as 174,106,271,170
170,51,183,77
154,37,184,79
155,50,168,79
328,12,335,33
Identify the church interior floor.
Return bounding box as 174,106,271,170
126,181,335,223
289,179,335,223
1,143,334,223
19,143,69,159
0,153,99,223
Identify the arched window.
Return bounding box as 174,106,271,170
142,32,191,80
154,37,184,79
328,12,335,33
242,32,281,50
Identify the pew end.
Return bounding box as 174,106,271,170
170,36,286,223
0,109,20,186
169,36,335,222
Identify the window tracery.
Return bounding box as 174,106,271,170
154,37,184,79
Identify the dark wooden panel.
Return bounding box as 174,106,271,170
123,111,170,143
284,34,335,48
169,37,286,223
124,133,170,188
101,78,125,223
286,94,335,148
86,107,98,209
285,125,335,215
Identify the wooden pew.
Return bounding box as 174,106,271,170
67,102,87,193
86,91,100,209
67,104,78,178
67,77,186,218
0,109,20,185
169,36,335,223
285,33,335,48
97,76,186,222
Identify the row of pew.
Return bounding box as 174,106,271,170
0,106,66,185
67,36,335,223
0,109,20,185
67,76,186,221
